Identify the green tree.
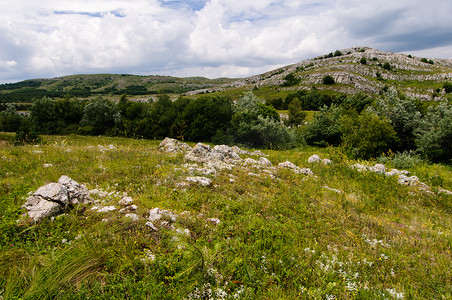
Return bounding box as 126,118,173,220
360,57,367,65
282,73,301,86
443,82,452,93
383,62,391,70
80,97,121,135
287,97,306,127
0,103,22,132
340,111,398,159
415,102,452,163
30,96,57,134
302,105,342,147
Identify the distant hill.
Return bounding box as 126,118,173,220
186,47,452,100
0,74,237,103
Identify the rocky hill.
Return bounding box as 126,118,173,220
186,47,452,100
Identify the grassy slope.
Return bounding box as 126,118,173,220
0,134,451,299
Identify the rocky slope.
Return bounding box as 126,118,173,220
186,47,452,99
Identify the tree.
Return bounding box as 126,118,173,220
383,62,391,70
80,97,121,135
443,82,452,93
0,103,22,132
30,96,57,134
287,97,306,127
302,105,342,147
415,102,452,163
360,57,367,65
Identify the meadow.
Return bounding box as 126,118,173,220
0,134,451,299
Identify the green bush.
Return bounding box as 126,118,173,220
322,75,335,85
287,97,307,127
340,111,398,159
80,97,121,135
360,57,367,65
443,82,452,93
282,73,301,86
383,62,391,70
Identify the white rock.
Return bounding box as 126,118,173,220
373,164,386,174
322,159,332,165
186,176,212,187
308,154,321,163
119,196,134,205
206,218,221,225
159,137,191,153
258,157,272,167
146,221,158,231
43,163,53,168
124,213,139,222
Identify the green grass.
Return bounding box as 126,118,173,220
0,135,451,299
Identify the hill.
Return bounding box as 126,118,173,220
0,74,237,102
186,47,452,100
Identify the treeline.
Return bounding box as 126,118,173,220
1,89,451,163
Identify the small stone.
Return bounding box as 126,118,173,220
146,221,158,231
186,176,212,187
206,218,221,226
124,213,139,222
119,196,134,205
308,154,321,163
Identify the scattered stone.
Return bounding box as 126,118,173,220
124,213,139,222
278,161,313,176
438,188,452,195
146,221,159,231
372,164,386,174
206,218,221,226
322,159,333,165
324,186,342,193
119,196,134,205
258,157,272,167
148,207,177,223
108,144,116,150
43,163,53,168
159,137,192,153
92,205,117,213
186,176,212,187
308,154,321,163
398,175,420,186
232,146,249,155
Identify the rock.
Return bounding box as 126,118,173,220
213,145,241,160
119,196,134,205
398,175,420,186
58,175,90,204
159,137,191,153
243,158,258,166
251,150,267,157
23,194,62,223
206,218,221,226
124,213,139,222
322,159,332,165
232,146,250,155
34,183,69,206
146,221,158,231
43,163,53,168
258,157,272,167
308,154,321,163
185,143,225,163
148,207,177,223
373,164,386,174
278,161,314,176
186,176,212,187
92,205,117,213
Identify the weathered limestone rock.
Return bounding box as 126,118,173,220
258,157,272,167
278,161,313,176
23,182,68,223
148,207,177,223
186,176,213,187
185,143,225,163
58,175,90,204
322,159,333,165
213,145,241,160
159,137,192,153
308,154,321,163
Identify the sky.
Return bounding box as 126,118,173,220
1,0,452,83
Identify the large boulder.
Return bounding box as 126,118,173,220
213,145,241,160
22,176,90,223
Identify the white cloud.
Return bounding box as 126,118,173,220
0,0,451,82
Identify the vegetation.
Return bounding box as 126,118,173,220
322,75,335,85
0,134,450,299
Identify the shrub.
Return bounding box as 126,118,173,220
282,73,301,86
443,82,452,93
322,75,335,85
334,50,342,57
383,62,391,70
340,111,398,160
360,57,367,65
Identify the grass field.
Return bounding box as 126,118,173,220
0,134,451,299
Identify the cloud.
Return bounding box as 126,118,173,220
0,0,451,83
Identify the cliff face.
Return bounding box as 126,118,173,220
186,47,452,99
